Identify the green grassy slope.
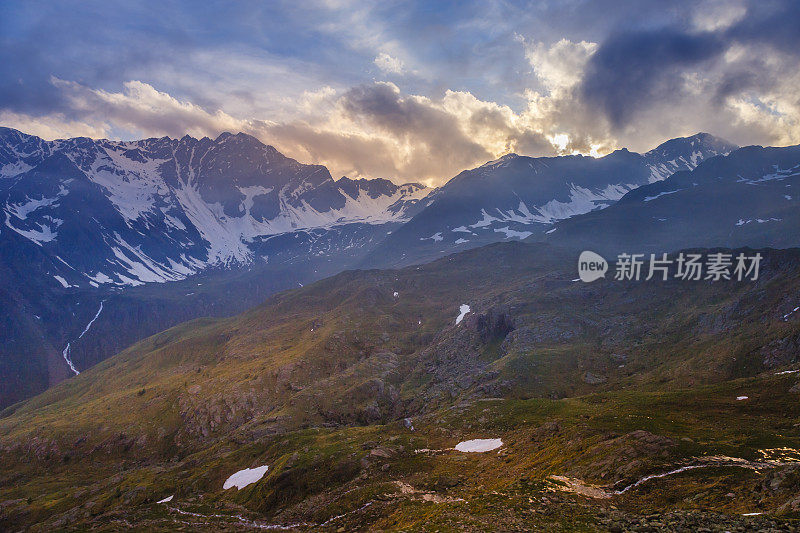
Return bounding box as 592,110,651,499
2,242,800,530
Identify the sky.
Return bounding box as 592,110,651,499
1,0,799,186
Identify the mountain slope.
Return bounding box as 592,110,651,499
547,143,800,255
0,128,429,408
2,242,800,530
0,127,429,287
362,133,736,268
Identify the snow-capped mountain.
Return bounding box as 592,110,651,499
0,128,429,288
547,143,800,254
361,133,737,268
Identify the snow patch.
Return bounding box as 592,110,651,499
644,189,683,202
455,438,503,453
494,226,532,240
455,304,471,325
223,465,269,490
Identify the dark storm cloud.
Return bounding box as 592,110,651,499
580,29,724,127
580,0,800,129
340,82,494,163
727,0,800,53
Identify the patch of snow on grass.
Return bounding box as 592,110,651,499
223,465,269,490
455,438,503,453
644,189,684,202
494,226,532,239
157,495,174,503
455,304,470,325
782,306,799,321
736,396,749,401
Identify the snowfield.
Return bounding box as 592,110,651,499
223,465,269,490
455,439,503,452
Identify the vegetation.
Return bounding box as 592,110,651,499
2,242,800,531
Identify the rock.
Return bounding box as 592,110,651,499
370,447,392,458
582,372,607,385
761,335,800,368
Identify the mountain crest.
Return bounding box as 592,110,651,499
0,128,430,288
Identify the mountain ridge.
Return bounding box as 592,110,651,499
0,127,430,287
547,142,800,254
360,132,737,268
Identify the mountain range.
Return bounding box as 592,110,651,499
2,125,800,530
362,132,737,267
0,127,429,288
547,143,800,254
0,128,427,407
1,127,796,410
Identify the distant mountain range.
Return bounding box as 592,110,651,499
0,127,428,288
547,143,800,254
361,132,737,267
4,126,799,408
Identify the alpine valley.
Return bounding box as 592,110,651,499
3,126,800,532
0,129,739,407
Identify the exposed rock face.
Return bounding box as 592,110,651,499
761,335,800,369
582,372,608,385
500,319,580,354
572,430,678,484
461,307,515,343
412,307,517,407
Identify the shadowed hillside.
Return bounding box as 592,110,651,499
2,242,800,530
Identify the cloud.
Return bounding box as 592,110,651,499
2,0,800,186
524,38,597,94
580,28,725,128
0,110,109,140
273,82,556,184
52,78,245,139
11,77,559,185
374,52,405,74
573,1,800,150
